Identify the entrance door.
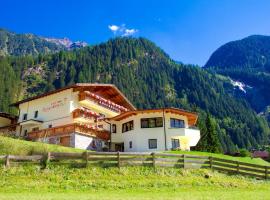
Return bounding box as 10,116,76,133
115,143,124,152
171,139,180,149
60,136,70,147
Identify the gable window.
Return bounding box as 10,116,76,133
129,141,132,149
170,118,185,128
112,124,117,133
141,117,163,128
34,111,38,118
122,120,134,133
23,113,27,121
148,139,157,149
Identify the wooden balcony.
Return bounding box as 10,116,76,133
79,91,128,113
27,123,110,141
72,108,99,123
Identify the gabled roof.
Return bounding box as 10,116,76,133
108,108,198,126
10,83,136,111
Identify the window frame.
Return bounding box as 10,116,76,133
122,120,134,133
148,139,157,149
23,113,27,121
141,117,163,128
112,124,117,133
34,110,38,118
171,138,180,149
170,118,185,128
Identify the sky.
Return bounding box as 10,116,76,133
1,0,270,66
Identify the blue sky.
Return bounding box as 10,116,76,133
1,0,270,66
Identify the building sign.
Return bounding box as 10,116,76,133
42,98,68,112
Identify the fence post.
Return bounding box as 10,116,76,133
85,151,88,167
236,161,240,174
5,155,10,168
183,154,186,169
152,152,156,168
117,151,121,168
42,152,51,169
209,156,213,170
265,166,268,180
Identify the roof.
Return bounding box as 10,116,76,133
0,112,17,120
10,83,136,111
108,107,198,126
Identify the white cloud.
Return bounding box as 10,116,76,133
108,25,120,32
123,29,138,36
108,24,138,36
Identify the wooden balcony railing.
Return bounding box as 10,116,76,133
27,123,110,141
79,91,128,113
72,108,100,121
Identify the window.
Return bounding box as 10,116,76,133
129,141,132,149
170,118,185,128
122,120,134,133
23,129,28,136
23,113,27,121
148,139,157,149
48,124,52,128
172,139,180,149
34,110,38,118
112,124,117,133
141,117,163,128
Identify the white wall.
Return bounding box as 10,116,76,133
18,89,74,135
73,133,103,151
111,112,200,152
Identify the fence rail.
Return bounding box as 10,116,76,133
0,152,269,179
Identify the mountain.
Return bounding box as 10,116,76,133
0,37,269,153
43,37,88,49
205,35,270,116
0,28,88,56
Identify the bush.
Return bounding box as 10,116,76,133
239,149,251,157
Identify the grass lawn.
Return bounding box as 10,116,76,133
0,164,270,200
168,150,270,166
0,136,82,155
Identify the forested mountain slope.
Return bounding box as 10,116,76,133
205,35,270,114
0,37,269,152
0,29,68,56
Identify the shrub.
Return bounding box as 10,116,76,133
239,149,251,157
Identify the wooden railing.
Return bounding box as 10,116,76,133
72,108,99,121
0,152,269,180
78,91,128,113
27,123,110,141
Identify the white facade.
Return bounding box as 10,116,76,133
110,112,200,152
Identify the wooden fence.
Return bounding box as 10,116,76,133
0,152,269,180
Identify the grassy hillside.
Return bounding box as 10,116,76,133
168,150,270,166
0,136,82,155
0,165,270,200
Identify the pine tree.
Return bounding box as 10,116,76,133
195,113,222,153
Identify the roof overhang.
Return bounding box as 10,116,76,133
108,108,198,126
0,112,17,120
10,83,136,111
19,119,43,126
